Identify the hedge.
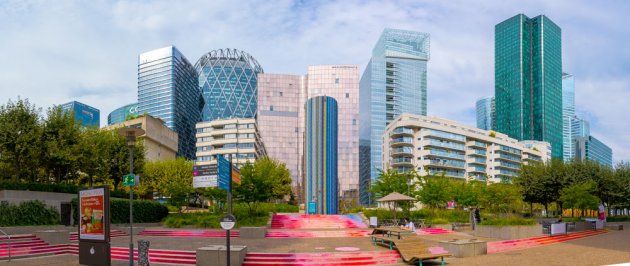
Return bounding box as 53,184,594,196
0,180,130,198
72,198,168,225
0,200,60,226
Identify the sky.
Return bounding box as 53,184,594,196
0,0,628,163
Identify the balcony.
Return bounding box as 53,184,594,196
391,157,413,166
468,141,488,148
427,159,465,169
426,140,465,150
468,165,487,173
428,169,465,178
424,129,466,142
391,137,413,147
495,161,521,170
498,145,522,155
392,147,414,156
391,127,414,137
497,153,521,163
467,157,487,165
427,150,465,160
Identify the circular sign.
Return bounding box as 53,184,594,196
220,214,236,230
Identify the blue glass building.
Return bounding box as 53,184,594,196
195,49,263,121
305,96,338,215
562,73,575,161
359,28,430,205
107,103,138,125
476,96,495,131
60,101,100,127
137,46,203,159
575,135,613,168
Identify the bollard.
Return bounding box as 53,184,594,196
138,240,150,266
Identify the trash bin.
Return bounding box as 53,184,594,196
138,240,150,266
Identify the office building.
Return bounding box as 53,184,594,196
60,101,100,127
195,49,263,122
195,118,266,168
257,74,306,191
495,14,563,159
256,66,360,202
304,96,338,214
476,96,495,131
137,46,203,159
382,114,550,183
562,73,575,161
575,136,613,168
107,103,138,125
359,28,430,205
104,115,178,161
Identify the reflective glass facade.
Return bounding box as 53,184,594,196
575,135,613,168
562,73,575,161
305,96,338,215
107,103,138,125
60,101,100,127
476,96,495,130
195,49,263,122
495,14,563,159
359,28,430,205
138,46,202,159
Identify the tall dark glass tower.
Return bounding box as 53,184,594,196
495,14,563,158
137,46,203,159
195,49,263,121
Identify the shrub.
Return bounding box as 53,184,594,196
479,216,536,226
0,200,60,226
163,202,295,228
606,216,630,222
72,198,168,225
361,208,470,224
0,181,131,198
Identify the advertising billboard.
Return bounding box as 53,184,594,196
79,187,110,242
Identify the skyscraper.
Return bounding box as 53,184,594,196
138,46,202,159
562,73,575,161
107,103,138,125
476,96,495,131
60,101,100,127
495,14,563,159
195,49,263,122
574,135,613,168
359,28,430,205
304,96,338,215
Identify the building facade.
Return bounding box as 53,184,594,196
60,101,100,127
359,28,430,205
195,49,263,122
257,74,306,191
382,114,550,183
304,96,338,214
495,14,563,159
575,136,613,168
195,118,266,168
107,103,138,125
137,46,203,159
476,96,495,131
562,73,575,161
104,115,178,161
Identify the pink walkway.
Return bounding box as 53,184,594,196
488,230,608,253
243,251,401,265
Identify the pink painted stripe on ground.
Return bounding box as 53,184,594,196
487,230,607,253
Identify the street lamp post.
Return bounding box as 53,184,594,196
118,127,145,266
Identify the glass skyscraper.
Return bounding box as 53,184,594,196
476,96,495,131
195,49,263,122
305,96,338,215
138,46,202,159
562,73,575,161
107,103,138,125
575,135,613,168
359,28,430,205
60,101,100,127
495,14,563,159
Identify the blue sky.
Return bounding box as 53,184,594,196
0,0,628,162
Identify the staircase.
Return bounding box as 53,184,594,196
69,229,128,241
138,229,240,238
0,235,70,260
270,214,368,229
243,251,401,265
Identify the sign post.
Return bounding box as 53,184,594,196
78,186,111,266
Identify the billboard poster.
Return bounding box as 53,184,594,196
79,187,109,241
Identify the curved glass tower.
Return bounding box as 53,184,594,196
305,96,338,215
195,49,263,121
107,103,138,125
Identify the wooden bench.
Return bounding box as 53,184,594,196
371,235,451,265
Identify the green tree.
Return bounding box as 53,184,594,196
481,183,521,214
452,180,485,209
142,158,193,209
370,169,412,197
416,173,452,209
559,181,600,217
41,106,81,183
233,157,292,215
0,98,41,181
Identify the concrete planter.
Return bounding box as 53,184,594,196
239,227,267,238
430,224,452,230
572,222,593,232
197,245,247,266
439,239,487,258
34,230,70,245
473,224,543,240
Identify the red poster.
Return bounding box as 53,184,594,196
79,188,105,241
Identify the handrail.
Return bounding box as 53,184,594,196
0,228,10,262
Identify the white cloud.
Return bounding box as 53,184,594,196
0,0,628,162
